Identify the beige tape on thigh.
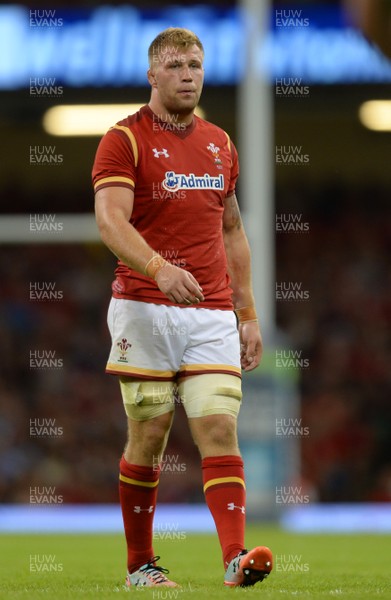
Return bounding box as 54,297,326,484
178,373,242,418
119,377,176,421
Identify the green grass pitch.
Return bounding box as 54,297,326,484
0,526,390,598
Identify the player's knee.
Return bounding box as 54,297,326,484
130,428,166,458
119,377,175,421
125,411,172,463
196,414,239,449
178,373,242,418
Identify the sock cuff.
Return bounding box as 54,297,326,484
202,455,245,494
119,455,160,483
202,455,244,470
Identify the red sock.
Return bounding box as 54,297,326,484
202,455,246,568
119,455,160,573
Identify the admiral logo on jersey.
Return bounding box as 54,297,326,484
162,171,224,192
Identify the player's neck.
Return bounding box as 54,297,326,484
148,100,194,126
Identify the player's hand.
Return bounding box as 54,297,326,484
239,321,263,371
155,263,204,305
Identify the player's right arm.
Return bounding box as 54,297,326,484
94,186,204,305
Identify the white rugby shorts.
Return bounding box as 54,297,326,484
106,298,241,381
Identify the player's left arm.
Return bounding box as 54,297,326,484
222,192,263,371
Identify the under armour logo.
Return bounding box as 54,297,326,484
134,506,154,513
153,148,169,158
227,502,245,514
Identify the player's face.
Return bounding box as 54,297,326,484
148,44,204,116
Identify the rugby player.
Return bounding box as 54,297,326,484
92,27,272,588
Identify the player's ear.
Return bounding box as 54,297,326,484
147,68,157,88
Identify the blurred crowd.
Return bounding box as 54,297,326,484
0,243,202,504
0,181,390,504
277,181,391,502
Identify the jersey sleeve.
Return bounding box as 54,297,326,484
92,125,138,194
227,138,239,197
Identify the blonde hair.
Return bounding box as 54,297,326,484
148,27,204,67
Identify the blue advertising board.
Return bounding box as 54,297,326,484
1,4,391,89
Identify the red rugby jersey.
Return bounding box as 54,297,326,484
92,105,239,310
